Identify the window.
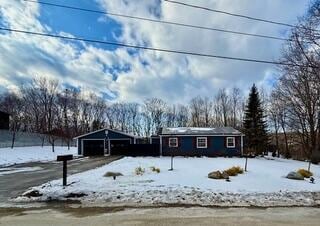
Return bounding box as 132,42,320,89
169,137,178,147
197,137,207,148
226,137,235,148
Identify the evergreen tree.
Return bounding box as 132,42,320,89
243,84,268,155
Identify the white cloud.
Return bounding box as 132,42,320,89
0,0,310,104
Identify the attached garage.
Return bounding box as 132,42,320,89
74,128,138,156
82,140,105,156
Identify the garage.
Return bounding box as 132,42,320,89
82,140,104,156
74,128,138,156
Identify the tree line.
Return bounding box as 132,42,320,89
267,0,320,162
0,77,248,149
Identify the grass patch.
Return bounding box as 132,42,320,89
297,169,313,178
135,166,145,175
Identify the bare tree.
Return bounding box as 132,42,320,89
0,92,25,148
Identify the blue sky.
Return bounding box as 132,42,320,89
0,0,311,103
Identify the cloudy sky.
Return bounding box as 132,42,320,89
0,0,310,103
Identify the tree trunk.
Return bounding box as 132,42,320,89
67,140,70,150
11,131,16,149
41,136,45,147
52,140,55,152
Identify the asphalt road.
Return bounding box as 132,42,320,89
0,156,122,204
1,207,320,226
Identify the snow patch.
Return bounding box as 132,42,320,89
0,146,78,167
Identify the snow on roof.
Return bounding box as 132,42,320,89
161,127,242,135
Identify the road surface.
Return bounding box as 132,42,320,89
0,156,122,204
0,207,320,226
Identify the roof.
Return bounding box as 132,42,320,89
160,127,243,136
73,128,141,139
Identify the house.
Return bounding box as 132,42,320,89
0,111,10,130
157,127,244,157
74,128,141,156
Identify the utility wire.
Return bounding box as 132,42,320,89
20,0,294,43
164,0,315,32
0,27,315,68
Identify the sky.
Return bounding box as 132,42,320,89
0,0,311,104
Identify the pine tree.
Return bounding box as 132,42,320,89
243,84,268,155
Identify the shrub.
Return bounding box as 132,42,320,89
135,166,145,175
225,166,244,176
150,166,160,173
297,169,313,178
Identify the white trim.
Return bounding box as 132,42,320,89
196,137,208,149
226,137,236,148
168,137,178,147
73,128,140,139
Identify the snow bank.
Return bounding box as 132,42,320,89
0,146,78,166
17,157,320,207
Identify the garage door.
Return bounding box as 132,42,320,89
110,140,130,155
83,140,104,156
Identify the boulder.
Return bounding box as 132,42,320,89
222,171,230,179
286,171,304,180
23,190,42,198
208,171,223,179
104,172,123,177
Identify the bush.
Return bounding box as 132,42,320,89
150,166,160,173
135,166,145,175
297,169,313,178
225,166,244,176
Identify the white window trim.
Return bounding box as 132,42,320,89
169,137,178,147
197,137,207,149
226,137,236,148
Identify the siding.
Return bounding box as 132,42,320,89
161,136,241,157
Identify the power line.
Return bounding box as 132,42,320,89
0,27,315,68
164,0,313,31
20,0,293,42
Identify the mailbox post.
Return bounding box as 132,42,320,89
57,155,73,186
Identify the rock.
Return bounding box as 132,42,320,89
286,171,304,180
208,171,223,179
222,171,230,179
104,172,123,178
65,193,87,198
23,190,42,198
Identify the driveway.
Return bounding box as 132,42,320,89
0,156,122,205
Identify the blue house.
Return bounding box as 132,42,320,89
158,127,244,157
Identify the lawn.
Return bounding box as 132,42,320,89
0,146,78,167
18,156,320,207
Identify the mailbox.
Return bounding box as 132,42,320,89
57,155,73,186
57,155,73,161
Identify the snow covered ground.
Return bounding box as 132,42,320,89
17,156,320,207
0,146,78,167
